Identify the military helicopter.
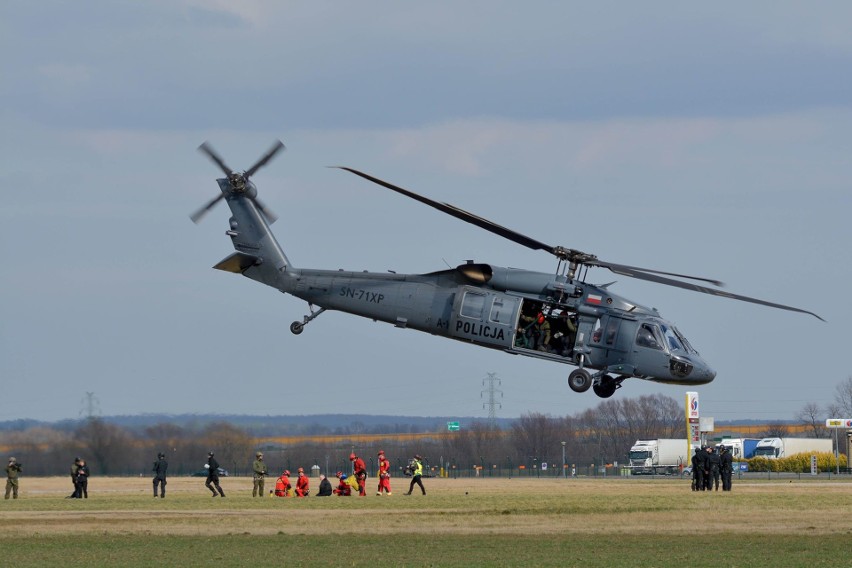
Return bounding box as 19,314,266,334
192,141,822,399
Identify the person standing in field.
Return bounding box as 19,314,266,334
252,452,267,497
5,457,22,499
67,457,81,498
691,447,704,491
152,452,168,498
350,452,367,497
376,450,392,496
75,459,90,499
404,454,426,496
719,445,733,491
205,451,225,497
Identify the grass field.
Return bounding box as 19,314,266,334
2,476,850,567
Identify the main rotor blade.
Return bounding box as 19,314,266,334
198,142,233,177
245,140,286,179
594,260,724,287
336,167,555,253
190,193,224,224
600,263,824,320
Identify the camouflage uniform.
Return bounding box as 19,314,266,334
5,458,21,499
252,453,267,497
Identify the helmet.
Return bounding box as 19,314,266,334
256,452,263,457
349,453,356,460
208,451,214,457
340,474,347,480
297,467,304,473
157,453,165,459
336,471,343,478
8,457,15,463
283,470,290,476
378,450,385,455
414,454,422,460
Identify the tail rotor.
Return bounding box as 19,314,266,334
192,140,285,224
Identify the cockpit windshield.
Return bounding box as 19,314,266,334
660,323,699,355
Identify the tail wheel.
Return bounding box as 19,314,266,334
593,374,617,398
568,369,592,393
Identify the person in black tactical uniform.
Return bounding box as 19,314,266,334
691,447,705,491
75,459,90,498
719,445,733,492
706,446,721,491
205,451,225,497
153,452,168,498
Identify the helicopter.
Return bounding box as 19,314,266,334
192,141,822,399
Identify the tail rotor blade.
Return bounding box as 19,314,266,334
253,196,278,224
245,140,285,179
190,193,225,224
198,142,233,177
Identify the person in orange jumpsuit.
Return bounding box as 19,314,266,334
333,472,351,496
295,467,310,497
350,452,367,496
274,470,291,497
376,450,392,496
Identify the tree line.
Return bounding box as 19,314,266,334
3,376,850,477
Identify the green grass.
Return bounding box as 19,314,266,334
2,533,847,568
2,477,851,567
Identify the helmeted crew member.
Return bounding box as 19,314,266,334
275,470,291,497
152,452,168,498
252,452,268,497
404,454,426,496
205,451,225,497
5,457,22,500
350,452,367,496
295,467,310,497
334,472,352,496
549,310,577,356
706,446,721,491
317,474,333,496
691,447,705,492
377,450,392,496
719,445,734,491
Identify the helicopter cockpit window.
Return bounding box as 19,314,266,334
460,291,487,319
636,323,663,350
659,324,684,352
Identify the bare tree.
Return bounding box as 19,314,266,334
76,418,137,475
834,376,852,417
796,402,827,438
759,422,790,438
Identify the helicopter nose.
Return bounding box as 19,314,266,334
696,363,716,384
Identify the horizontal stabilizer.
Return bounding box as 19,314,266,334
213,252,261,273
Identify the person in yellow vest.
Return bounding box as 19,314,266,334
404,454,426,496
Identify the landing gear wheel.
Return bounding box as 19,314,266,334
568,369,592,393
289,321,304,335
593,374,617,398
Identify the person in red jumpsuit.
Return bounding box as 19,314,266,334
333,472,351,496
350,452,367,496
376,450,392,496
295,467,310,497
274,470,291,497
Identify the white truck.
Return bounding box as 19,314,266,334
628,439,693,475
752,437,833,459
716,438,761,459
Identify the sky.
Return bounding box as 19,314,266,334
2,1,851,423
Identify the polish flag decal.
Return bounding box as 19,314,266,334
586,294,602,305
